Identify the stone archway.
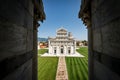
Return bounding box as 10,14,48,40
1,0,120,80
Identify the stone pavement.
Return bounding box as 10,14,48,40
56,57,68,80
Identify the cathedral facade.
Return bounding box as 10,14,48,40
48,27,76,55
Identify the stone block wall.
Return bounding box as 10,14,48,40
79,0,120,80
0,0,34,80
91,0,120,80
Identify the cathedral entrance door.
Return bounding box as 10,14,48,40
61,48,63,54
68,50,70,54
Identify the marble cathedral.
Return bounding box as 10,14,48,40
48,27,76,55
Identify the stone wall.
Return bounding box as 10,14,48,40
79,0,120,80
0,0,45,80
92,0,120,80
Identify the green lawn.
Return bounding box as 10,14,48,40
38,47,88,80
38,49,48,54
66,47,88,80
38,49,58,80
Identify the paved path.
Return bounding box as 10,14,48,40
56,57,68,80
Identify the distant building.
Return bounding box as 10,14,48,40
76,40,83,46
48,27,76,55
38,42,48,49
38,42,40,49
76,40,88,47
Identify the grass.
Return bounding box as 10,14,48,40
38,49,58,80
38,49,48,54
38,47,88,80
66,47,88,80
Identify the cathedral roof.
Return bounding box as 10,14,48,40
57,27,67,33
48,27,75,42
